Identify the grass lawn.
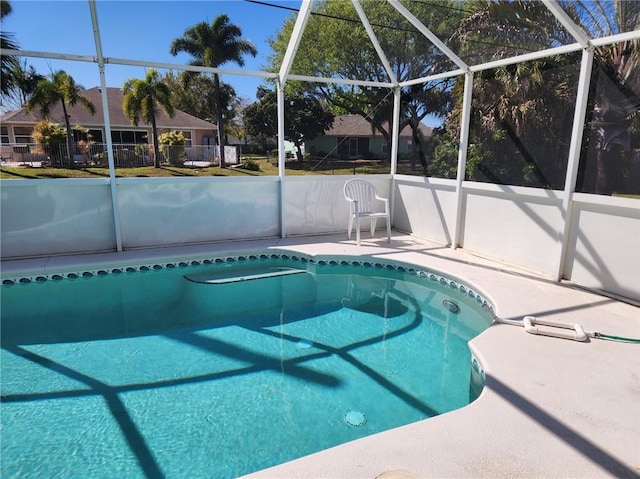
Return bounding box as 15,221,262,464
0,158,391,179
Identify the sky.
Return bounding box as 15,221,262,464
3,0,301,104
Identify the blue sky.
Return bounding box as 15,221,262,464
4,0,300,102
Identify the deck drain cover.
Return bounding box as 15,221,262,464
296,340,313,349
344,410,366,427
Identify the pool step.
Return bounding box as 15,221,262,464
184,266,308,285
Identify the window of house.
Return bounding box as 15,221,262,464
111,130,147,145
89,129,103,143
1,126,9,144
382,139,388,155
176,130,193,147
121,131,135,143
13,126,32,144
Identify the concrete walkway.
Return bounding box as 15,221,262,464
2,233,639,478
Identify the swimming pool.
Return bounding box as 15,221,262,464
1,251,494,478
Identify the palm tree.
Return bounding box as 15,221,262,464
170,15,257,168
26,70,95,166
1,0,19,96
573,1,640,194
3,60,45,111
122,68,175,168
450,0,639,191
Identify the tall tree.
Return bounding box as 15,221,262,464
268,0,459,170
448,2,583,187
451,0,639,193
575,0,640,194
2,60,45,111
1,0,19,97
122,68,175,168
161,71,236,122
25,70,95,167
170,15,257,168
244,87,334,161
242,86,275,152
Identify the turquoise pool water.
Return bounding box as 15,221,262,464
1,253,493,479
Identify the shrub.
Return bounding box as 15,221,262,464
158,131,187,166
31,120,67,166
241,158,261,171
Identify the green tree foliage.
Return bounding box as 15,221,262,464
122,68,174,168
170,15,257,168
465,54,581,189
162,71,239,125
243,87,334,162
158,130,187,166
449,0,639,192
25,70,95,167
225,95,249,149
575,1,640,194
268,0,460,170
285,96,335,161
242,87,275,152
31,120,67,166
2,59,45,111
1,0,19,97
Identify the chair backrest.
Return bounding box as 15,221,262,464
343,179,378,213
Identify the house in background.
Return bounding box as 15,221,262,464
305,114,432,161
0,87,221,164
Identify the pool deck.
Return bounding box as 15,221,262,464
2,233,639,479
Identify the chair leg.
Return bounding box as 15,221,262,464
386,216,391,243
370,218,377,237
355,215,361,246
347,215,354,240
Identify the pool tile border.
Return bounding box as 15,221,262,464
1,250,496,316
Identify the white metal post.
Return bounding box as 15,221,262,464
276,0,313,240
452,71,474,249
389,86,401,229
89,0,122,252
390,87,401,176
553,48,595,281
277,79,286,239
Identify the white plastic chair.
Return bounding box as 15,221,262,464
343,179,391,246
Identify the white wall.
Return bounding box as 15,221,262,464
284,175,391,236
0,179,116,258
459,183,564,274
391,179,639,301
565,194,640,299
116,177,280,248
392,175,457,245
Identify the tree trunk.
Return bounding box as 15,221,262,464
151,115,161,168
296,143,304,163
411,122,428,176
62,101,74,168
596,146,623,195
214,74,226,168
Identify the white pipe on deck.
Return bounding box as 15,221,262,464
523,316,588,342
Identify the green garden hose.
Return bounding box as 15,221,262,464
590,332,640,343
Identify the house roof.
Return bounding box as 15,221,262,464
0,87,217,131
323,114,432,137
